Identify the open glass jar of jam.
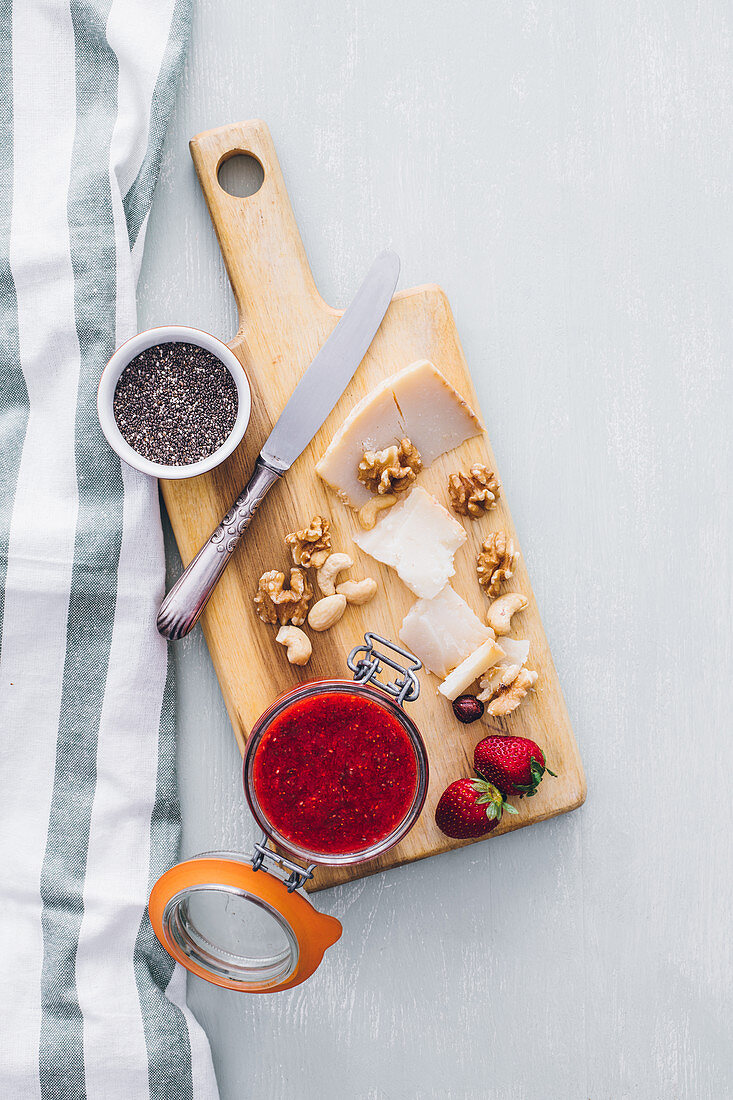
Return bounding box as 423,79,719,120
149,635,427,993
245,678,428,866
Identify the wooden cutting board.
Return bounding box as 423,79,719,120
162,120,586,891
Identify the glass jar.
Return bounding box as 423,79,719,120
149,634,427,993
244,679,429,867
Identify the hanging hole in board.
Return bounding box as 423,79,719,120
217,154,265,198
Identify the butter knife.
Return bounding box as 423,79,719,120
157,250,400,640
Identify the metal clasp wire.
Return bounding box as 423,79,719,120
251,833,315,893
347,632,422,706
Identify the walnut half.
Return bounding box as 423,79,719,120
254,568,313,626
483,668,538,717
284,515,331,566
477,531,519,598
357,438,423,495
448,465,501,518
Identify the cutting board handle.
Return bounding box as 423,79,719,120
189,120,327,334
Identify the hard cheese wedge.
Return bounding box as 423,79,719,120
437,638,507,701
353,487,466,599
315,359,484,507
399,585,493,677
489,636,529,668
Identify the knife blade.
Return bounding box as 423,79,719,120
157,250,401,640
261,249,400,472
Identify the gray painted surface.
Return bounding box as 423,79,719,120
137,2,732,1097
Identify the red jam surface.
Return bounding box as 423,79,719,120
252,690,419,855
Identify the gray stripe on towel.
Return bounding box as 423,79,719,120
134,653,195,1100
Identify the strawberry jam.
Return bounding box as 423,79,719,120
251,688,419,856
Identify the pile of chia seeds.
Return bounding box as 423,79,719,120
113,341,238,466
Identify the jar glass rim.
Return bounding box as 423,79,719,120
162,883,299,989
243,679,429,867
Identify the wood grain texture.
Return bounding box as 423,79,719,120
161,119,585,891
138,1,732,1097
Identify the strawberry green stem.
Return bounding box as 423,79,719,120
470,778,518,821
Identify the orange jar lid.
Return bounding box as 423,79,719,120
149,852,342,993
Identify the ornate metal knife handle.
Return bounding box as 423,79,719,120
157,457,283,640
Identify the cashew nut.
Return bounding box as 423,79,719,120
336,577,377,605
275,625,312,666
486,592,528,636
357,493,398,530
316,553,353,595
308,593,347,631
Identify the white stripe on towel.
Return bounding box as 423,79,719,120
107,0,177,199
0,2,80,1095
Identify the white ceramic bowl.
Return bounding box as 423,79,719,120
97,325,251,480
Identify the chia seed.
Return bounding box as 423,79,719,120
113,341,238,466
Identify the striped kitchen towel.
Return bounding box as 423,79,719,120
0,2,218,1098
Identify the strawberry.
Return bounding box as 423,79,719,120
435,778,518,839
473,735,556,797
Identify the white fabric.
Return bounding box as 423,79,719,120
0,2,218,1097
